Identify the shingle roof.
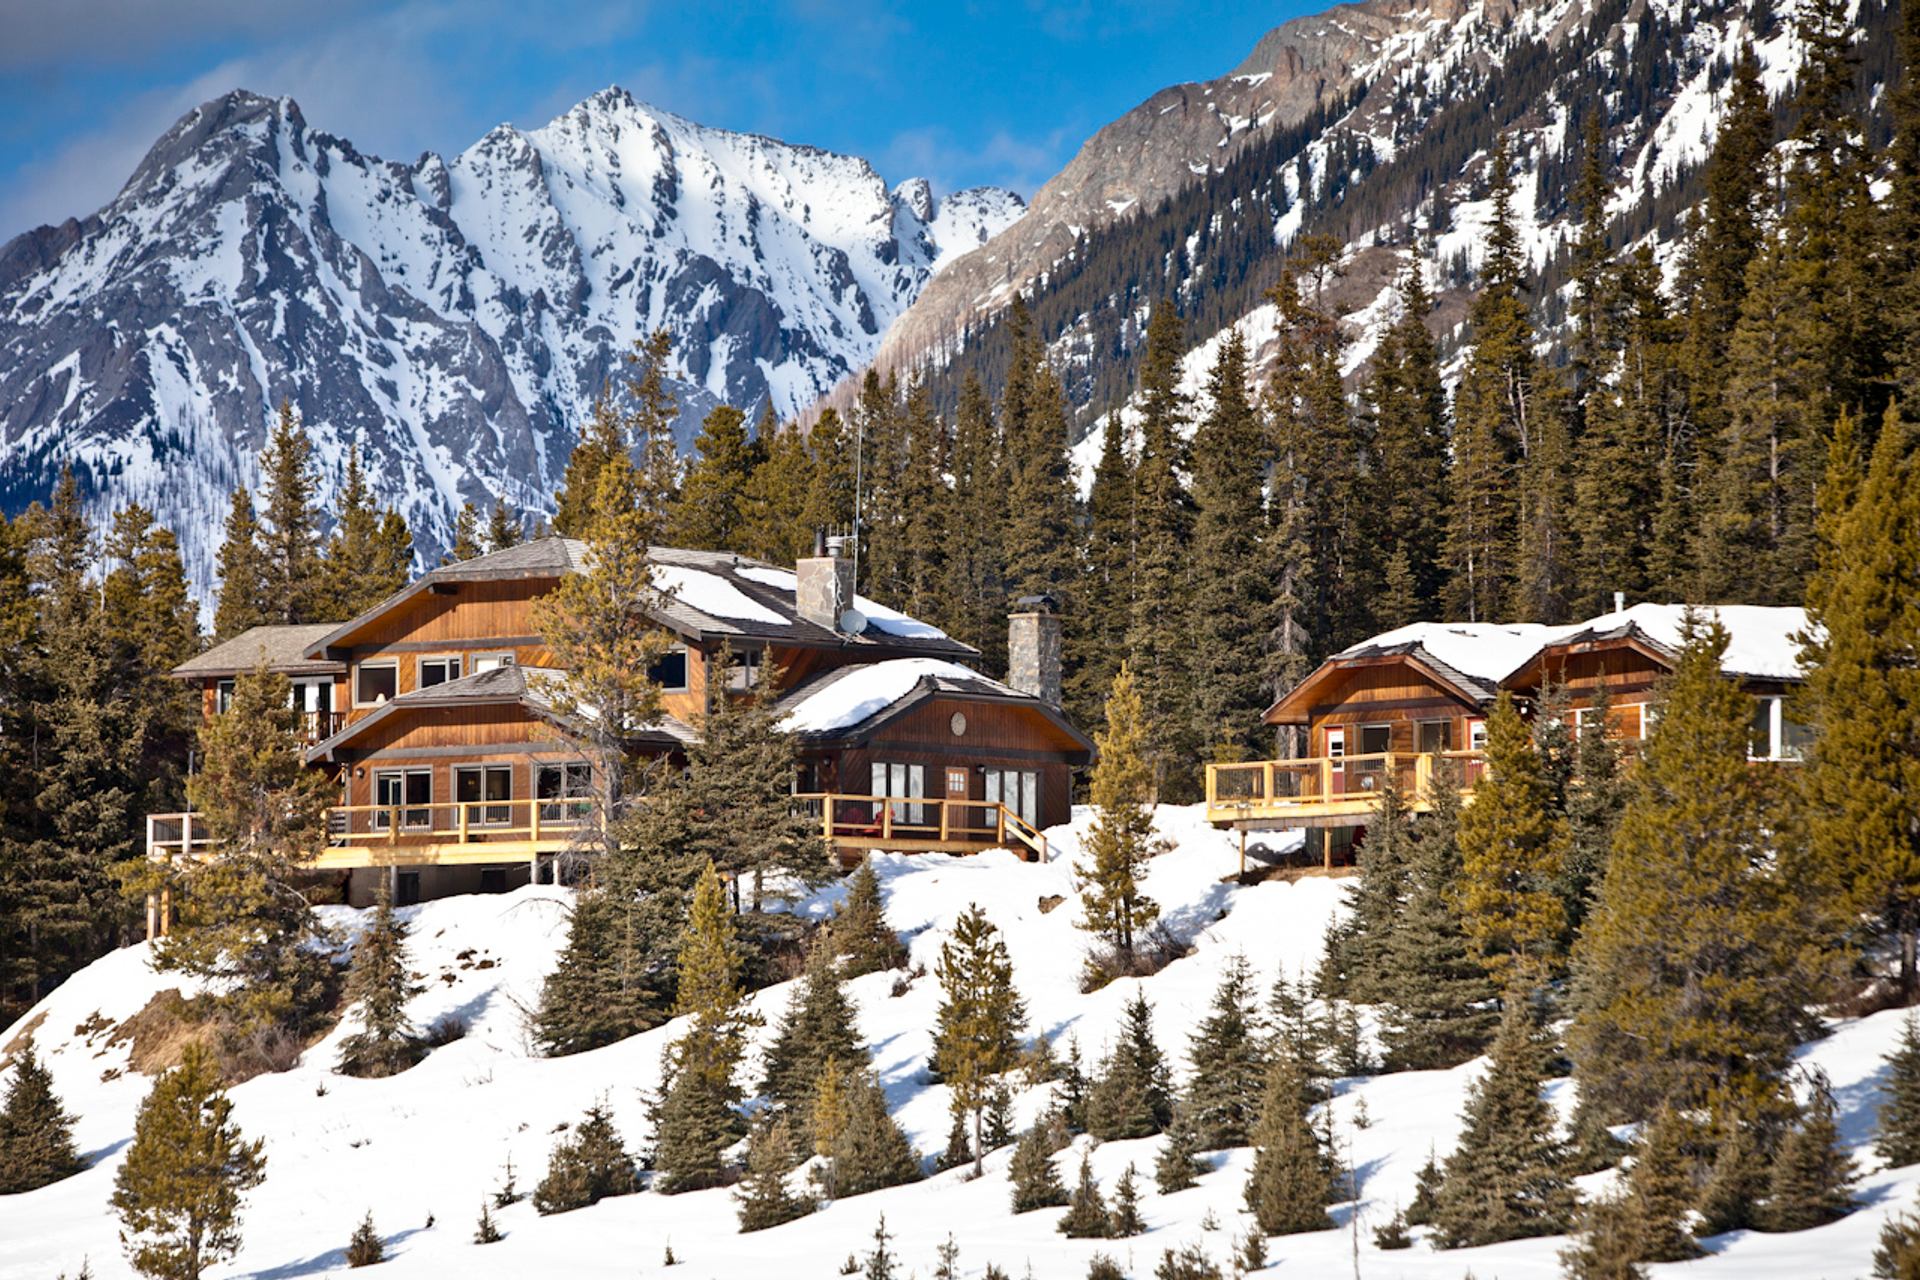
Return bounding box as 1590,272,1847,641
304,536,975,659
172,623,345,678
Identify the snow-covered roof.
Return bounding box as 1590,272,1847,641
1338,621,1572,688
776,658,1092,758
301,537,975,660
1545,603,1810,681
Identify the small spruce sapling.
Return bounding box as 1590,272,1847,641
345,1212,383,1267
1373,1209,1412,1249
1009,1126,1067,1212
1763,1072,1857,1232
1879,1015,1920,1169
1109,1163,1145,1237
1155,1106,1207,1193
1059,1151,1111,1237
0,1041,86,1194
473,1203,502,1245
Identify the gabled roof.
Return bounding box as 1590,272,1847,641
172,623,345,679
304,664,697,762
1263,622,1561,725
775,657,1094,760
1509,603,1810,686
302,536,976,659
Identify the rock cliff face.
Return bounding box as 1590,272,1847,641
0,88,1022,593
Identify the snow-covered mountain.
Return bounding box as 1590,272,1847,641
0,88,1022,594
0,806,1908,1278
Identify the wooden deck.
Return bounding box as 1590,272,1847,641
143,792,1047,935
1204,750,1485,828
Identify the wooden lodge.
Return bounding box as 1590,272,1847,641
1206,603,1810,864
148,537,1091,921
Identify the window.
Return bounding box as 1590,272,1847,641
537,762,594,823
1358,724,1392,756
373,768,432,829
290,678,331,714
1749,695,1811,760
215,679,235,713
356,662,398,707
649,646,689,692
455,764,513,825
418,656,463,689
725,648,764,691
985,769,1040,827
1467,719,1488,752
1417,720,1452,754
471,652,515,673
870,761,926,825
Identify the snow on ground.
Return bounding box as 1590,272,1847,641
1,805,1911,1279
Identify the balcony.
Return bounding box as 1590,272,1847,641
1204,751,1485,828
793,793,1049,862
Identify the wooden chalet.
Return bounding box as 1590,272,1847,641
148,537,1091,922
1207,603,1810,865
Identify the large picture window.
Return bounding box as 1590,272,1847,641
537,762,594,823
356,661,399,707
648,646,690,692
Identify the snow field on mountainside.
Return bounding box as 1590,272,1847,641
1,805,1913,1279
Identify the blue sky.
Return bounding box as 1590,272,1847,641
0,1,1310,242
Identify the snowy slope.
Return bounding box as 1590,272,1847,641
0,89,1023,598
0,806,1908,1279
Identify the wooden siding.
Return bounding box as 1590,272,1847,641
1304,663,1481,757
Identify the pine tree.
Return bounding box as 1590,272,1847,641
1880,1015,1920,1168
1879,1208,1920,1279
317,446,413,618
111,1044,266,1280
1070,410,1132,730
1000,308,1080,613
863,1215,897,1280
737,1117,812,1231
151,665,336,1051
1559,1190,1651,1280
1405,1148,1443,1227
1556,680,1628,934
345,1212,383,1267
1380,767,1498,1070
800,408,855,546
761,941,864,1120
444,500,482,564
1154,1106,1207,1193
256,400,325,624
1181,954,1266,1149
935,1101,973,1173
0,1040,84,1193
621,328,683,526
1625,1106,1702,1262
1569,616,1811,1121
532,457,673,826
335,879,424,1078
831,1069,921,1197
1763,1072,1857,1232
932,904,1027,1176
1059,1151,1111,1237
1799,406,1920,992
677,650,832,909
669,404,760,551
1186,328,1273,759
1085,991,1173,1140
1457,691,1566,991
654,862,753,1194
737,415,814,567
1695,1102,1772,1236
1242,1052,1332,1236
1430,1002,1572,1248
552,392,631,539
484,498,522,553
531,1102,638,1214
983,1081,1016,1151
1109,1163,1145,1237
212,487,271,642
1361,260,1449,624
1126,301,1198,797
940,373,1008,665
831,856,906,976
533,881,676,1055
1330,777,1415,1003
473,1202,502,1244
1009,1125,1068,1212
1078,663,1165,967
934,1233,961,1280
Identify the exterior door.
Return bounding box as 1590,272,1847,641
1326,727,1345,796
945,767,970,830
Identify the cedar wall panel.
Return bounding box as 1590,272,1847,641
1307,664,1479,756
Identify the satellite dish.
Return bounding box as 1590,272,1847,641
839,608,869,636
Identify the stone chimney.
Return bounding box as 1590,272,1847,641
1008,595,1063,706
796,531,855,632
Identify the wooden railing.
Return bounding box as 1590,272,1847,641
792,793,1050,862
1205,750,1485,823
147,791,1050,865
